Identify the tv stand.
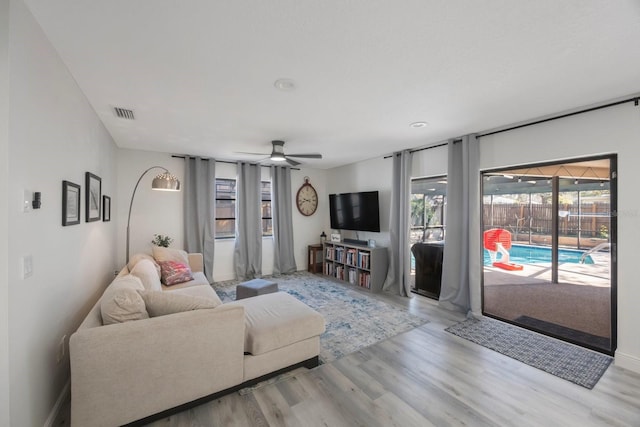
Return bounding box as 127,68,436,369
323,241,388,292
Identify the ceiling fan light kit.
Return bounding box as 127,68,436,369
236,140,322,166
270,140,287,161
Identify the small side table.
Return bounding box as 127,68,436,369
308,244,323,273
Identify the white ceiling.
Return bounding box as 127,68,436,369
24,0,640,169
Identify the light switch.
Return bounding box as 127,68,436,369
22,255,33,279
23,190,32,213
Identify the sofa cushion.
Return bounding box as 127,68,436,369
169,284,223,306
158,260,194,286
130,259,162,291
152,247,189,266
108,274,145,292
231,292,325,355
138,290,220,317
101,279,149,325
126,253,161,276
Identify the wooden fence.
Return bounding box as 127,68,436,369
483,202,610,248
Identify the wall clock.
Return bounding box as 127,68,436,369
296,176,318,216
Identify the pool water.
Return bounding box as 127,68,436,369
483,244,594,265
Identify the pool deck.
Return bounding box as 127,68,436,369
484,252,610,287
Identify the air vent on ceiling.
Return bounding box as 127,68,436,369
113,107,135,120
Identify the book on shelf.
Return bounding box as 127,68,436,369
345,248,358,266
324,262,334,276
325,246,335,260
348,268,357,284
357,251,370,269
359,272,371,289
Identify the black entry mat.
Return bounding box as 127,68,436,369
515,315,610,351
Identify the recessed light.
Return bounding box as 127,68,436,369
410,121,428,128
274,78,296,91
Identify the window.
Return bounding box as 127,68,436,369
261,180,272,236
215,178,236,239
215,178,272,238
410,176,447,244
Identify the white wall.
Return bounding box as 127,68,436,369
117,150,328,281
0,0,11,423
478,102,640,373
334,105,640,374
326,156,393,247
290,168,329,274
116,149,185,266
8,1,119,425
326,147,449,248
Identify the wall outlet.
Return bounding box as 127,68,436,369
57,335,66,364
21,255,33,279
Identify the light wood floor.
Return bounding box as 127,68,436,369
56,288,640,427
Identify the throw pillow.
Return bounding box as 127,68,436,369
109,274,145,292
101,287,149,325
152,247,189,266
137,290,220,317
158,260,194,286
127,253,161,276
130,259,163,291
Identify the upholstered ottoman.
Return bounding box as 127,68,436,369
231,292,326,381
236,278,278,300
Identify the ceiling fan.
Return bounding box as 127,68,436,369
236,140,322,166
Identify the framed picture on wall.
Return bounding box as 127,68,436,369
85,172,101,222
102,195,111,222
62,180,81,226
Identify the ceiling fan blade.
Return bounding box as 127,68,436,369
286,153,323,159
234,151,270,156
285,157,301,166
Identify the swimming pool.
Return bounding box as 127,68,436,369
483,244,594,265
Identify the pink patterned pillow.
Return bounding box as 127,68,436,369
158,261,194,286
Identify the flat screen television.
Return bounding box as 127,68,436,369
329,191,380,232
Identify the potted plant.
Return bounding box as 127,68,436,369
151,234,173,248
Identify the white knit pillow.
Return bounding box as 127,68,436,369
127,253,161,276
101,287,149,325
152,247,189,266
130,259,162,291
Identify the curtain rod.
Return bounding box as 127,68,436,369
171,155,301,170
386,95,639,157
383,140,458,159
477,96,640,139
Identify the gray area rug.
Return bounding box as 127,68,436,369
213,271,429,363
445,317,612,389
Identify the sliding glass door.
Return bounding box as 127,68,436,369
481,156,616,354
409,177,446,299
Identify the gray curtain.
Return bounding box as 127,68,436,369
234,162,262,279
383,150,413,297
271,166,297,275
183,157,215,282
439,135,482,314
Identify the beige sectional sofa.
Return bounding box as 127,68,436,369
70,251,325,427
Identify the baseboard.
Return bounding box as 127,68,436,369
614,350,640,374
44,379,70,427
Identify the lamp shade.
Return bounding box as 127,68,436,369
152,172,181,191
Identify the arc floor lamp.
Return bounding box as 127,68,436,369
126,166,181,263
